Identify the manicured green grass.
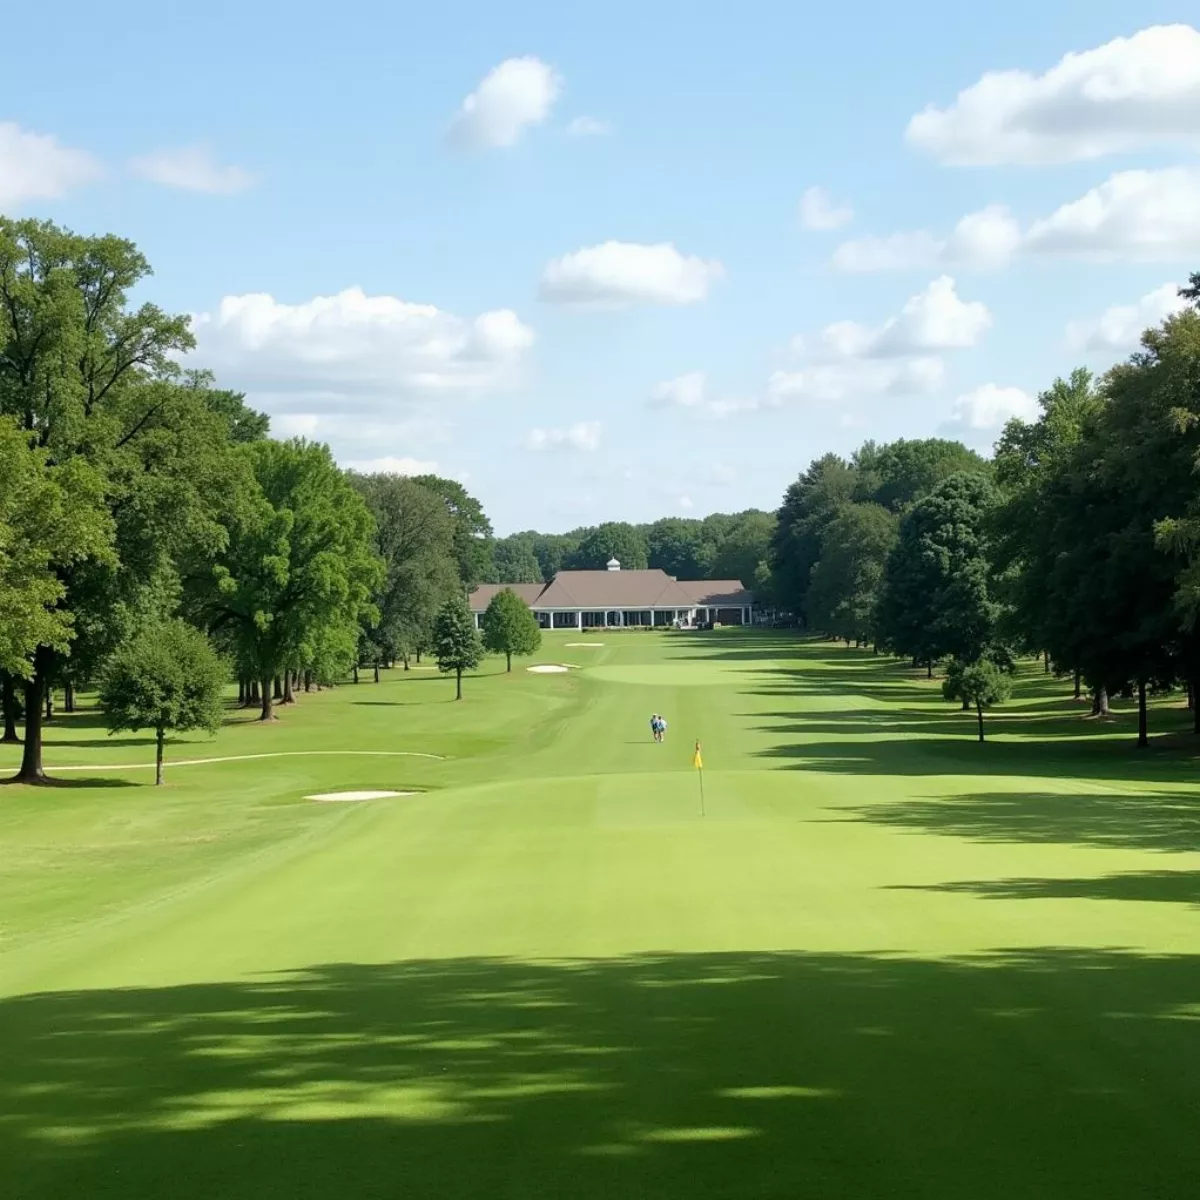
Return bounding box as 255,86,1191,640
2,633,1199,1198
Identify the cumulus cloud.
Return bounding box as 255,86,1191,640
768,277,989,405
539,241,724,306
1024,167,1200,261
447,56,561,149
767,357,945,405
0,121,102,208
648,372,760,419
943,385,1037,438
907,24,1200,165
190,287,534,399
812,276,991,357
130,143,257,194
1065,282,1187,353
832,204,1021,272
343,456,440,476
522,421,602,452
798,186,853,231
567,116,612,137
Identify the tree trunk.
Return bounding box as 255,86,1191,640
976,702,985,743
402,653,410,671
1043,650,1050,674
374,662,380,683
1074,669,1082,701
506,651,512,672
64,680,75,713
416,650,422,664
155,727,165,786
14,655,49,783
44,689,53,721
237,678,246,707
911,656,919,669
259,676,276,722
926,661,933,680
250,678,261,704
283,671,295,704
273,676,283,701
304,670,313,693
353,664,359,684
1137,679,1148,748
1,673,21,744
456,667,463,700
962,696,970,710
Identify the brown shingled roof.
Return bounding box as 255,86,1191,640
469,571,754,612
468,582,547,612
676,579,754,607
534,569,698,609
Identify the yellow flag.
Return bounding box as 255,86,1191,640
693,742,703,770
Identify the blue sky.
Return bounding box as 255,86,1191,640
3,1,1197,532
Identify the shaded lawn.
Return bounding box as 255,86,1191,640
2,949,1198,1200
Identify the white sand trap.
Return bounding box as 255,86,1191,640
307,789,415,802
527,664,570,674
565,642,604,648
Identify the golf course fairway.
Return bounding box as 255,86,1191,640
2,631,1198,1198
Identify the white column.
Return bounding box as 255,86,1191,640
576,610,582,629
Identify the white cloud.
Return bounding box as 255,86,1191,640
271,413,321,438
798,186,853,231
648,372,761,419
190,286,534,398
130,143,257,194
0,121,102,208
447,56,561,150
944,384,1037,435
907,24,1200,165
650,371,708,409
1025,167,1200,261
539,241,724,306
567,116,612,137
676,495,695,511
832,204,1021,272
812,276,991,357
343,455,439,476
1065,282,1187,353
523,421,602,452
767,357,945,405
707,463,738,486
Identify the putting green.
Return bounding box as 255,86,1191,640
2,631,1198,1199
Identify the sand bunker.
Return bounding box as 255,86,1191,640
307,790,415,802
565,642,604,647
527,664,570,674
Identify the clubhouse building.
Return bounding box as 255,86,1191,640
469,558,755,630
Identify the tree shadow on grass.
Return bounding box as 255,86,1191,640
887,871,1200,906
830,789,1200,853
2,949,1198,1200
0,775,139,789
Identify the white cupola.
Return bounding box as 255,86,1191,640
606,557,621,571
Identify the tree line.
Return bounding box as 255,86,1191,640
766,284,1200,744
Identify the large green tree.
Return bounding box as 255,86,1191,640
942,658,1012,743
646,518,706,579
568,522,649,570
769,454,858,623
807,503,898,644
351,473,459,671
99,620,226,785
857,437,988,512
190,440,382,721
433,596,483,700
876,473,1002,673
487,535,543,584
0,218,238,782
413,475,493,588
709,511,775,585
481,588,541,671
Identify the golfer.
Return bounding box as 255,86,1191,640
656,714,668,743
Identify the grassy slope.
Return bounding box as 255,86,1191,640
1,632,1199,1199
